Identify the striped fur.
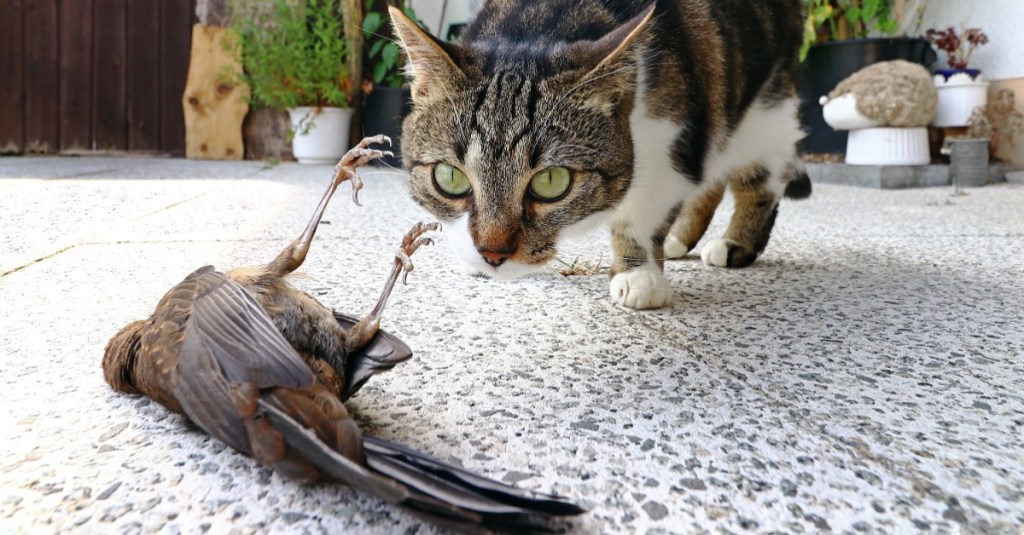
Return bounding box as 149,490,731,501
391,0,808,309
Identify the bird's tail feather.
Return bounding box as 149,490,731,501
260,400,583,533
364,436,585,532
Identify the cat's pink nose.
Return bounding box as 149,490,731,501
478,247,514,268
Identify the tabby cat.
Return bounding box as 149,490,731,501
389,0,811,309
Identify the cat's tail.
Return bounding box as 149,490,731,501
783,164,813,200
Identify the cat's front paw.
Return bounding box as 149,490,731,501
610,270,673,309
663,235,691,259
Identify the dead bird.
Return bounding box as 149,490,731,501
102,136,585,533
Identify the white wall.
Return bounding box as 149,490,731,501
918,0,1024,80
410,0,478,39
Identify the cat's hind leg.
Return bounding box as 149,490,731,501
701,165,781,268
664,181,726,259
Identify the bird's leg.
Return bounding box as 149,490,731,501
344,221,440,353
267,135,393,277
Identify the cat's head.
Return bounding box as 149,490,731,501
390,5,653,278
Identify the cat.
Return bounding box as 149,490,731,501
389,0,811,309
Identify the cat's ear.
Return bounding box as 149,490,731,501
562,4,655,113
581,3,656,78
388,6,466,103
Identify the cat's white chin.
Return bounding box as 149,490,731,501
462,260,548,280
446,214,550,280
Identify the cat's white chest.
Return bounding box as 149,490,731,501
617,93,697,242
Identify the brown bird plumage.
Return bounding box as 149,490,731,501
102,136,584,533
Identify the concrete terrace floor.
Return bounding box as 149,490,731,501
1,156,1022,534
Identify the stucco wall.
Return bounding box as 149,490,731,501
412,0,477,40
918,0,1024,80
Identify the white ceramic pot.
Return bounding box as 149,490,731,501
845,127,930,166
288,106,353,164
932,71,990,128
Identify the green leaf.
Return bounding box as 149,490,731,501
812,5,831,22
363,12,382,35
373,62,387,84
862,0,881,20
369,39,385,58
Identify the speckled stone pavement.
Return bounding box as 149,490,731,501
2,157,1022,534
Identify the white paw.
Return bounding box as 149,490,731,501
663,235,690,259
609,270,673,309
701,239,736,267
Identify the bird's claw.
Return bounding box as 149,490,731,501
331,135,395,206
395,222,441,284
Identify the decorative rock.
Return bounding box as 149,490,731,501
822,60,938,128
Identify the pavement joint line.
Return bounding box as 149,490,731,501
2,190,214,278
1,244,80,278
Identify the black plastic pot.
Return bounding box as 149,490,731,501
362,86,412,168
798,37,937,154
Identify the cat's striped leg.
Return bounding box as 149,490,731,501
701,166,782,268
608,216,676,310
664,181,726,259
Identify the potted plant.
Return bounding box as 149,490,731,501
925,26,990,128
798,0,937,155
360,0,420,167
231,0,358,164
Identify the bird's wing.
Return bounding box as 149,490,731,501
333,312,413,401
170,268,314,454
181,268,313,388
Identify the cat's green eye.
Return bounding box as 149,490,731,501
433,163,471,197
529,167,572,201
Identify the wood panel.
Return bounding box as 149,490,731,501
3,0,200,155
24,0,60,153
127,0,162,151
0,0,25,153
93,0,128,150
59,0,94,151
160,0,196,154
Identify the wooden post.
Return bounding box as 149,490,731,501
182,25,250,160
182,0,249,160
893,0,907,28
341,0,362,107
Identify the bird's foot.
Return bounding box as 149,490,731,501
343,221,440,354
395,222,441,284
332,135,394,206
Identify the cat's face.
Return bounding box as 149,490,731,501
391,6,651,278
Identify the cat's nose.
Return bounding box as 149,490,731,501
478,247,515,268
